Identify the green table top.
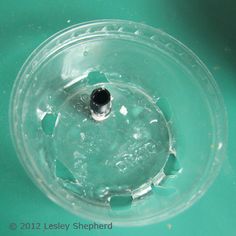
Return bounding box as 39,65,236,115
0,0,236,235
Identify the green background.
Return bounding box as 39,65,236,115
0,0,236,235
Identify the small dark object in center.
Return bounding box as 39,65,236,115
92,88,110,106
90,87,111,116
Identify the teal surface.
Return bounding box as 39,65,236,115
0,0,236,235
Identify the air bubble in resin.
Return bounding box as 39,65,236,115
50,81,171,204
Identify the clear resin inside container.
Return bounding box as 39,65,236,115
54,81,171,203
10,20,227,226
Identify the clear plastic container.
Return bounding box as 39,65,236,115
10,20,227,226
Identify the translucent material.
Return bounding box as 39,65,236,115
10,20,227,226
54,82,170,202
